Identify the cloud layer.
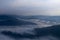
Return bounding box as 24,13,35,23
0,0,60,16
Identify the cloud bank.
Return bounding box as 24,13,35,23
0,0,60,16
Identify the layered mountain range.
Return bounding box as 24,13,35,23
0,15,36,26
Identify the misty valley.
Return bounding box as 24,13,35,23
0,15,59,40
1,0,60,40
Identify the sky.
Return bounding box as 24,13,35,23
0,0,60,16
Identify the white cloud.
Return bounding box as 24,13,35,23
0,0,60,16
9,0,60,16
11,0,60,7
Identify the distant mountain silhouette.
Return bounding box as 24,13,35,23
0,15,36,26
17,15,60,23
3,15,60,23
1,25,60,39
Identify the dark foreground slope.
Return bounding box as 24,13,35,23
1,25,60,39
34,25,60,37
0,15,36,26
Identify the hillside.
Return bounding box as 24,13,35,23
0,15,36,26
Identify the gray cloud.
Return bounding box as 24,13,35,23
0,0,60,16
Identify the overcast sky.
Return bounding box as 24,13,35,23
0,0,60,16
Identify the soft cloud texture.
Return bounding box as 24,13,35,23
0,0,60,16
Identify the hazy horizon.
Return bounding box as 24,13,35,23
0,0,60,16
